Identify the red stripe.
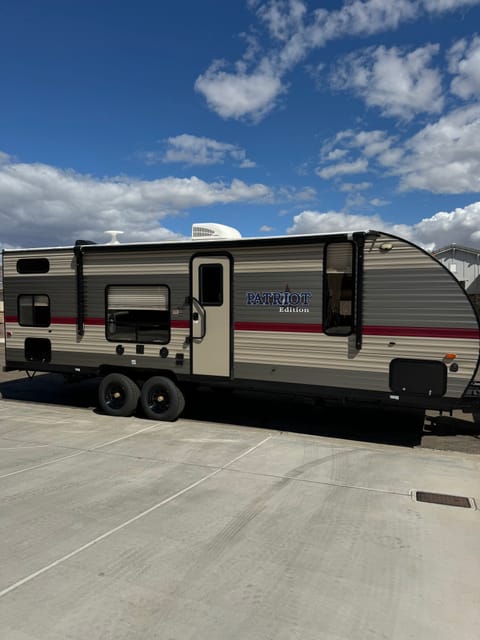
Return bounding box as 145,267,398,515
68,318,190,328
363,325,480,339
84,318,105,326
234,322,480,339
5,316,188,328
5,315,480,340
171,319,189,329
234,321,323,333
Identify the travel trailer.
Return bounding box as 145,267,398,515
2,223,480,421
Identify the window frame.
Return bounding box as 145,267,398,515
16,258,50,274
322,241,356,337
199,263,224,307
105,284,171,344
17,294,51,327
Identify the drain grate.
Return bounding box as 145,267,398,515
414,491,473,508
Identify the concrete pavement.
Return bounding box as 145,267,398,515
0,386,479,639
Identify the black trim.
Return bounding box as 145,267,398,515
173,376,480,413
3,360,99,376
74,244,85,336
3,358,480,413
75,231,375,255
353,232,365,350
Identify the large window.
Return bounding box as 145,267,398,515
18,294,51,327
323,242,355,336
106,285,170,343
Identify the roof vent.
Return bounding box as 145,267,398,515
104,230,124,245
192,223,241,241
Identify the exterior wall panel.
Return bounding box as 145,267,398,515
3,231,480,409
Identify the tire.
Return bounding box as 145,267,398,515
98,373,140,417
140,376,185,421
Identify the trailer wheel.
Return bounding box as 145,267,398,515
140,376,185,421
98,373,140,417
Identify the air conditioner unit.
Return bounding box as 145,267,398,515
192,223,242,241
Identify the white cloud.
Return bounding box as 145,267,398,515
422,0,480,11
256,0,307,42
195,0,479,121
413,201,480,248
277,185,317,201
260,224,274,232
318,104,480,194
194,63,285,122
311,0,418,44
396,104,480,192
0,156,271,249
448,35,480,99
316,159,368,179
343,130,396,157
157,134,256,168
330,44,443,119
370,197,389,206
340,182,372,192
286,199,480,250
286,210,388,235
320,129,396,165
324,148,349,161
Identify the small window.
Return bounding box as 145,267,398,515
106,285,170,344
199,264,223,306
18,295,51,327
17,258,50,274
323,242,355,336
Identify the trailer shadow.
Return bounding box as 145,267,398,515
0,372,99,409
1,373,479,451
0,374,418,448
181,387,426,448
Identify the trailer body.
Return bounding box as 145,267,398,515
3,227,480,420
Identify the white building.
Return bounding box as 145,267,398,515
433,244,480,294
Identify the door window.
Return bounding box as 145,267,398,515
199,263,223,306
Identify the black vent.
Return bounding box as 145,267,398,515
415,491,473,508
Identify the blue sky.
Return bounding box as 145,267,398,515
1,0,480,251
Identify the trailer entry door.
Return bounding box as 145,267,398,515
191,255,231,377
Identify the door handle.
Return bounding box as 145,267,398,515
191,297,206,339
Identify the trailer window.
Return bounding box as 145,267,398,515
199,264,223,306
323,242,354,336
106,285,170,344
16,258,50,274
18,295,51,327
